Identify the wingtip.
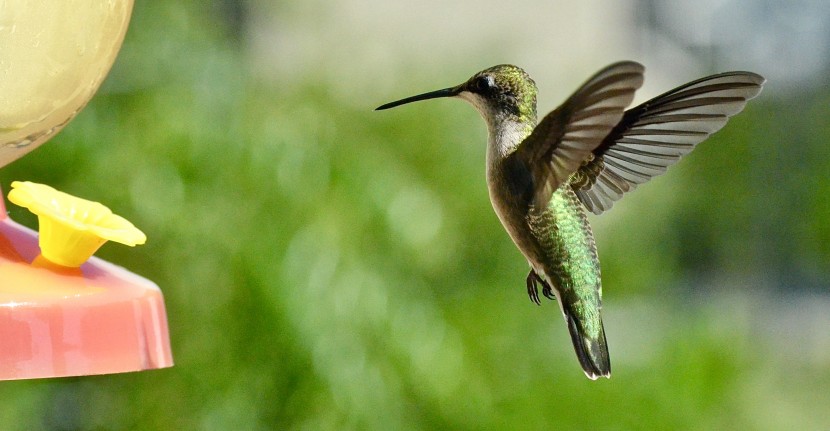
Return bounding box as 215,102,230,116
604,60,645,75
735,71,766,86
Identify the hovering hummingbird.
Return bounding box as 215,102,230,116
376,62,764,379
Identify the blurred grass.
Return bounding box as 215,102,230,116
0,2,829,430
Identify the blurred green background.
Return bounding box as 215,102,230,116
2,1,829,429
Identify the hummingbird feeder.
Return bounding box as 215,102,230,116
0,0,173,380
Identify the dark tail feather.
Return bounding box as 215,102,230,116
563,305,611,380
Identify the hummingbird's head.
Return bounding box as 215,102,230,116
457,65,538,125
376,64,538,127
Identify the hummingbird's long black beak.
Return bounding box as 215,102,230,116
375,87,460,110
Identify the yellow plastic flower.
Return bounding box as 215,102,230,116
7,181,146,267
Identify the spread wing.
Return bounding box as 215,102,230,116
572,71,766,215
515,61,645,209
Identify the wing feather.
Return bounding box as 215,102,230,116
573,71,765,214
516,61,645,209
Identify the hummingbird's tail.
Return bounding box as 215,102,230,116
562,302,611,380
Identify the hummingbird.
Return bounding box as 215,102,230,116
376,62,764,379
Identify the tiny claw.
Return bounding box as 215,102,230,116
526,270,541,306
542,281,556,301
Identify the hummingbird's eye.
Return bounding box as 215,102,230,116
473,75,495,93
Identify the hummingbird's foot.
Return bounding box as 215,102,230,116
527,270,557,305
526,270,557,305
526,270,542,306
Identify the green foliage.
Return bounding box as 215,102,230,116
1,2,828,430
